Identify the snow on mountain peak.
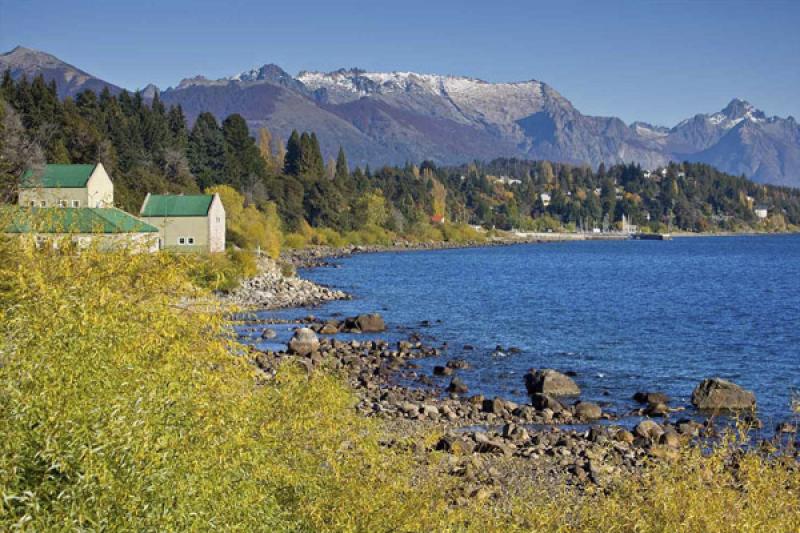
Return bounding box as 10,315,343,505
706,99,766,128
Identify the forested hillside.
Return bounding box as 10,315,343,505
2,73,799,252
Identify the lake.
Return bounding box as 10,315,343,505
262,235,800,427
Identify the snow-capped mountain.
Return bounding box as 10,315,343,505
2,46,799,186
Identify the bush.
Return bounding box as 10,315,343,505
0,239,463,530
283,232,308,249
186,248,257,292
440,222,485,243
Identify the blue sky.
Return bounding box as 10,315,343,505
1,0,798,126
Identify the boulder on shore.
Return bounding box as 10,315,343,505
355,313,386,333
691,378,756,411
574,401,602,420
288,327,320,356
530,393,566,413
525,369,581,396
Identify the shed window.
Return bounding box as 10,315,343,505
39,201,47,207
178,237,186,245
72,200,80,207
187,237,195,245
59,200,68,207
29,201,35,207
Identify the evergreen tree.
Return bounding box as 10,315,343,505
284,130,302,176
188,112,225,189
335,146,349,180
222,113,264,191
309,132,324,177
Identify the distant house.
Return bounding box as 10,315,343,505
497,176,522,186
19,163,114,208
540,193,552,207
430,214,445,225
139,193,226,253
754,205,769,219
3,207,159,252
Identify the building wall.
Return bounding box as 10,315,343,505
86,164,114,207
140,215,211,252
207,194,226,253
8,232,159,253
19,187,88,207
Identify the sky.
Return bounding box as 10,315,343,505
1,0,798,126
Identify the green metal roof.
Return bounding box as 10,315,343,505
140,194,214,217
3,207,158,234
20,164,98,188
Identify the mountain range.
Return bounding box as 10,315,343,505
2,46,798,187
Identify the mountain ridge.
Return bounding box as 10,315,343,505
2,46,798,187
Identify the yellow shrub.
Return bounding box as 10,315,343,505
283,232,308,249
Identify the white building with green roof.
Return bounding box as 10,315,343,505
19,163,114,208
139,193,226,253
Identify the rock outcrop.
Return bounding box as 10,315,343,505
525,369,581,396
691,378,756,411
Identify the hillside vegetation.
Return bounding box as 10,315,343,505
1,235,798,531
2,73,799,262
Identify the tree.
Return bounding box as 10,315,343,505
284,130,301,176
188,112,225,189
222,114,264,190
257,127,275,172
0,99,44,202
540,161,555,185
335,146,349,180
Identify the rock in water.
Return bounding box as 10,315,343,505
633,391,670,405
288,327,320,356
355,313,386,332
448,377,469,394
261,328,277,339
524,369,581,396
691,378,756,410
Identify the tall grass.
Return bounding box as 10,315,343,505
0,235,797,531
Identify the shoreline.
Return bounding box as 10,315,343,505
227,240,799,495
238,314,798,496
281,229,800,269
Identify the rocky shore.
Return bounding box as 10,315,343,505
221,257,348,309
238,315,799,498
223,243,798,501
280,238,539,269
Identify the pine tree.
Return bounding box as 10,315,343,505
222,114,264,190
284,130,302,176
188,112,225,189
309,132,324,177
335,146,349,180
298,132,313,176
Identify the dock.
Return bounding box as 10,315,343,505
632,233,672,241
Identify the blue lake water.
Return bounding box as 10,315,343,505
262,236,800,426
